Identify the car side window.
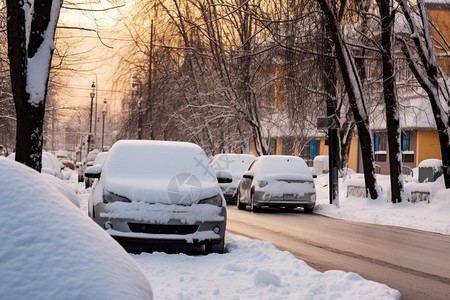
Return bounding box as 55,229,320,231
247,161,256,171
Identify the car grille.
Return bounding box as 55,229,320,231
128,223,199,235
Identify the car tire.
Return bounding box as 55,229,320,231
237,191,246,210
251,193,260,212
205,238,225,254
304,206,314,213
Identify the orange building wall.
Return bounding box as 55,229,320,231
276,137,283,155
347,135,359,172
416,130,441,164
319,138,329,156
427,8,450,75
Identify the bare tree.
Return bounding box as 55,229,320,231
376,0,404,203
397,0,450,188
318,0,379,199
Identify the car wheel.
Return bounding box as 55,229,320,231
251,193,261,212
237,191,246,210
304,206,314,213
205,238,225,254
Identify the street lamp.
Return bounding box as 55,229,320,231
102,100,107,150
87,81,95,153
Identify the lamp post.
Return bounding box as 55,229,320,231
132,75,143,140
87,81,95,153
102,100,107,150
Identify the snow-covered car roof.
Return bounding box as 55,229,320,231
252,155,313,178
0,158,153,299
7,152,64,179
211,153,256,175
101,140,221,205
93,151,108,166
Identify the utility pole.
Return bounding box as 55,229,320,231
102,100,107,150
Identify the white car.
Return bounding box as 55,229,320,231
211,153,255,203
85,140,228,254
237,155,316,212
0,158,153,299
7,152,64,180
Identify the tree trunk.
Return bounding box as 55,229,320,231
7,0,62,171
318,0,379,199
377,0,404,203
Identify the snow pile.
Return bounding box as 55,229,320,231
132,233,399,300
314,173,450,235
0,158,153,299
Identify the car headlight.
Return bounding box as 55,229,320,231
258,180,268,188
103,189,131,203
198,194,222,207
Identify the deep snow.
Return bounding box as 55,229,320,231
6,157,450,299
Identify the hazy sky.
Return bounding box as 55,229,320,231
55,1,132,136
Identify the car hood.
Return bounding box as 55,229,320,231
104,176,222,205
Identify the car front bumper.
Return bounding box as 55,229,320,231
93,202,227,245
253,191,316,208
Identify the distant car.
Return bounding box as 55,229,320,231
236,155,316,213
61,160,75,170
0,157,153,299
85,140,228,254
84,149,100,188
211,153,256,203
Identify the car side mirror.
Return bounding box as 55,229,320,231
216,170,233,184
242,171,254,180
85,165,102,178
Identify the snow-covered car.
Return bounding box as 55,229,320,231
0,158,153,299
237,155,316,212
85,140,227,254
7,152,64,180
211,153,256,203
84,149,100,188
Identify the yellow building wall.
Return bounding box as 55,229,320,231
427,9,450,75
416,130,441,164
347,135,359,172
249,137,258,156
319,138,329,155
276,137,283,155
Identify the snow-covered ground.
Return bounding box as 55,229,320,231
5,159,450,300
72,170,449,299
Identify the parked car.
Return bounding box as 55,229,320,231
85,140,228,253
7,152,64,180
84,149,100,188
0,157,153,299
211,153,256,203
236,155,316,212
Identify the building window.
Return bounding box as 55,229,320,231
375,151,387,162
401,131,410,151
309,140,319,159
374,133,386,152
282,137,295,155
268,138,277,155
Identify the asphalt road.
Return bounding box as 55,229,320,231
226,206,450,300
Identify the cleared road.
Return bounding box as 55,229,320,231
226,206,450,300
